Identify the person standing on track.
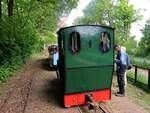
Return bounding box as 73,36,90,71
121,46,128,88
114,45,131,97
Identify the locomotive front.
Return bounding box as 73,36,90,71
57,25,114,107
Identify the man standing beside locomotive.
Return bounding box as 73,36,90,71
114,45,131,97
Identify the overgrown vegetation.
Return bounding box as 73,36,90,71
127,71,148,85
137,19,150,57
129,18,150,68
130,55,150,69
0,0,79,82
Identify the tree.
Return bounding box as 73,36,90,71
95,0,115,26
81,0,97,24
7,0,14,17
75,0,141,43
114,0,141,40
74,0,115,25
123,36,137,54
0,0,2,18
0,0,79,82
138,19,150,56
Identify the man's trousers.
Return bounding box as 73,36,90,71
116,65,126,94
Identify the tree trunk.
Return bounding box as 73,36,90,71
7,0,14,17
0,0,2,18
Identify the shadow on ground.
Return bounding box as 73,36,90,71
37,57,63,107
40,58,57,71
44,78,64,108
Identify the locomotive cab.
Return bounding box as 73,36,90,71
57,25,114,107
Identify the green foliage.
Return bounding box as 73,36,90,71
130,55,150,69
0,17,40,82
75,0,142,44
114,0,142,40
74,0,115,25
0,0,79,82
138,19,150,56
0,58,23,82
0,17,40,62
122,36,137,54
74,0,97,24
95,0,115,26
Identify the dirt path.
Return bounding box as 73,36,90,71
24,59,78,113
110,95,148,113
0,53,78,113
0,58,36,113
0,52,149,113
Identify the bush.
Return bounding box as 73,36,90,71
0,18,42,83
130,55,150,69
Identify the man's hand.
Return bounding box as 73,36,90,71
114,59,120,64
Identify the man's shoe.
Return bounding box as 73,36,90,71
116,91,120,94
115,93,125,97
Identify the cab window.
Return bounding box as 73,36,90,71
99,32,110,53
69,31,81,54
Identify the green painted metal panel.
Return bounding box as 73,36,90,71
61,26,114,68
58,25,114,94
65,66,113,94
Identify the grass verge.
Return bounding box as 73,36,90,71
127,71,148,85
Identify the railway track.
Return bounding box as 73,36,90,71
0,63,37,113
76,102,113,113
